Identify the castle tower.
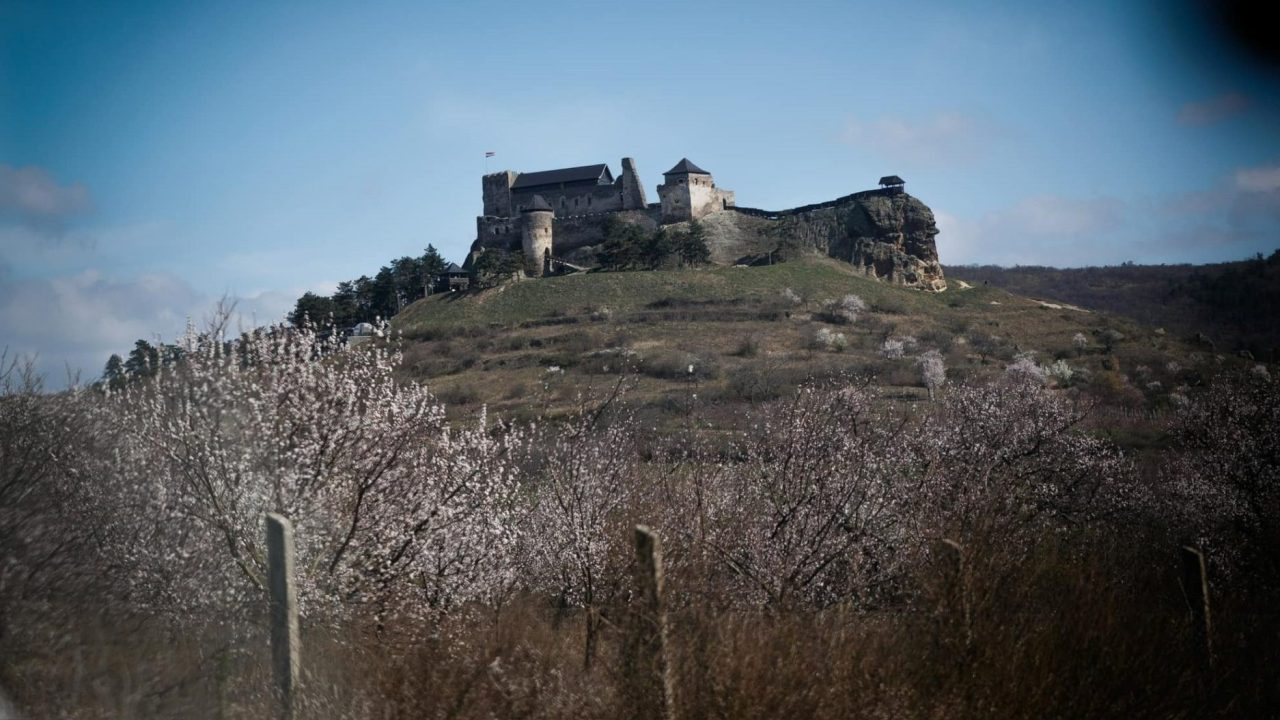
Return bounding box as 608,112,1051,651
657,158,734,224
521,194,554,277
482,170,517,217
620,157,647,210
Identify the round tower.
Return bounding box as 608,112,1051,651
521,194,554,277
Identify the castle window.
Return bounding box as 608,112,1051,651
588,195,592,206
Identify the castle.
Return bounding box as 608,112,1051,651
466,156,947,291
473,157,735,277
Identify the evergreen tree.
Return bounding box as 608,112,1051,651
678,221,711,266
640,228,674,269
472,250,522,288
331,281,360,327
421,244,447,292
102,354,127,390
288,292,339,327
121,339,181,379
371,267,400,318
124,340,160,377
597,216,649,271
390,256,424,307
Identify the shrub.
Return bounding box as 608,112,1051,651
815,294,867,325
639,350,719,380
731,334,761,357
1006,351,1047,384
723,365,790,403
807,326,848,352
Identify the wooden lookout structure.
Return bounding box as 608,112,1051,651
878,175,906,195
443,262,470,292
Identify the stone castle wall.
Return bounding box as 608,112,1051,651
474,209,659,260
511,183,627,216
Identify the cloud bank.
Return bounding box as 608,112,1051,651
0,164,92,236
0,268,296,388
1176,93,1252,126
839,112,1004,165
938,162,1280,266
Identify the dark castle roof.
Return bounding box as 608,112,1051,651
664,158,709,175
512,163,613,190
443,262,466,274
522,194,554,212
879,175,906,186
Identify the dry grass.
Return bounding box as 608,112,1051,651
11,529,1272,719
385,256,1251,431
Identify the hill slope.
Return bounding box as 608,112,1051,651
392,257,1228,428
945,251,1280,361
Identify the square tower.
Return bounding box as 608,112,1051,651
657,158,733,224
482,171,518,217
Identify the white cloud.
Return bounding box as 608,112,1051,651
839,111,1004,165
941,160,1280,267
0,269,297,388
1000,195,1125,236
1177,92,1251,126
935,194,1127,266
1235,164,1280,193
0,164,92,235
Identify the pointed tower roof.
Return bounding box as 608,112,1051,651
523,194,554,212
663,158,710,175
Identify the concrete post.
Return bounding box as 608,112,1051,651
266,513,300,719
1179,545,1213,668
628,525,675,720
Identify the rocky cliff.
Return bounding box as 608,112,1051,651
715,190,946,291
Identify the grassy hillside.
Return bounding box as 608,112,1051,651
391,257,1231,431
946,250,1280,361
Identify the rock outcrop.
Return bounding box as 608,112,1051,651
743,191,945,291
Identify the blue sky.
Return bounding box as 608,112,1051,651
2,0,1279,382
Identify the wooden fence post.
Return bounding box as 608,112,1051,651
1179,545,1213,668
266,513,300,719
936,538,973,650
628,525,676,720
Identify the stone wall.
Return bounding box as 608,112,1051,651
471,209,659,266
553,210,657,256
620,157,647,209
512,183,626,216
476,215,522,252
